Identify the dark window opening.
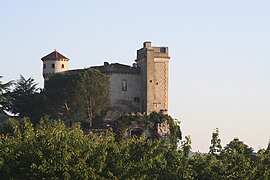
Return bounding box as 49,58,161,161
52,64,55,68
122,79,127,91
131,128,144,137
61,64,64,68
156,82,158,85
134,97,140,102
43,64,46,69
150,80,152,83
160,47,166,53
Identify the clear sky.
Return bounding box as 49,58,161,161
1,0,270,152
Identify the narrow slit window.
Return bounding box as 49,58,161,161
122,79,127,91
62,64,64,68
52,63,55,68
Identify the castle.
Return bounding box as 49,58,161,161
41,41,170,116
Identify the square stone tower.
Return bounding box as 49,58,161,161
136,41,170,114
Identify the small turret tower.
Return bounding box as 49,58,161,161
41,50,69,82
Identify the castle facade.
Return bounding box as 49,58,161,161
41,41,170,115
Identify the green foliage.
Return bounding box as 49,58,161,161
209,128,222,154
111,112,182,146
220,138,257,179
182,135,192,158
5,75,45,122
0,117,103,179
0,118,20,136
0,117,270,179
105,136,170,179
0,75,13,112
0,117,181,179
45,68,110,127
111,113,149,141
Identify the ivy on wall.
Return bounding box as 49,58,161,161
111,112,182,146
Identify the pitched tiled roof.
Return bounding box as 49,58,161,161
41,50,69,61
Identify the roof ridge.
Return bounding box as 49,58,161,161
41,50,69,61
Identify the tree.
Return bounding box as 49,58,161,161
0,117,102,179
0,117,171,179
1,117,270,179
44,73,72,123
182,135,192,158
209,128,222,155
45,68,110,127
0,76,13,112
254,140,270,179
180,135,194,179
6,75,45,122
220,138,256,179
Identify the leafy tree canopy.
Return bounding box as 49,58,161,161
0,76,13,112
4,75,45,122
45,68,110,127
0,117,270,179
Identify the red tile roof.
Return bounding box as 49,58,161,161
41,50,69,61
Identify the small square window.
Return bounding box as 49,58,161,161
160,47,166,53
134,97,140,102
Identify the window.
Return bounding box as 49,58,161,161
61,64,64,68
131,128,144,137
52,63,55,68
134,97,140,102
160,47,166,53
43,64,46,69
122,79,127,91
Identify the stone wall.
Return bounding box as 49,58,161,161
42,59,68,80
42,41,170,117
153,58,169,112
108,73,142,112
135,41,170,114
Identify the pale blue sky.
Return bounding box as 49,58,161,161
1,1,270,152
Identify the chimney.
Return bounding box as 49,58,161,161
143,41,151,48
104,62,109,66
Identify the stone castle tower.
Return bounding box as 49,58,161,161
136,41,170,114
41,41,170,115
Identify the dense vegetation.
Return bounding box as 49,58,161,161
1,69,109,127
0,118,270,179
1,75,270,179
112,112,181,145
45,68,109,127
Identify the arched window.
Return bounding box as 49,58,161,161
130,128,144,137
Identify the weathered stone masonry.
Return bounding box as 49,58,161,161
41,41,170,116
